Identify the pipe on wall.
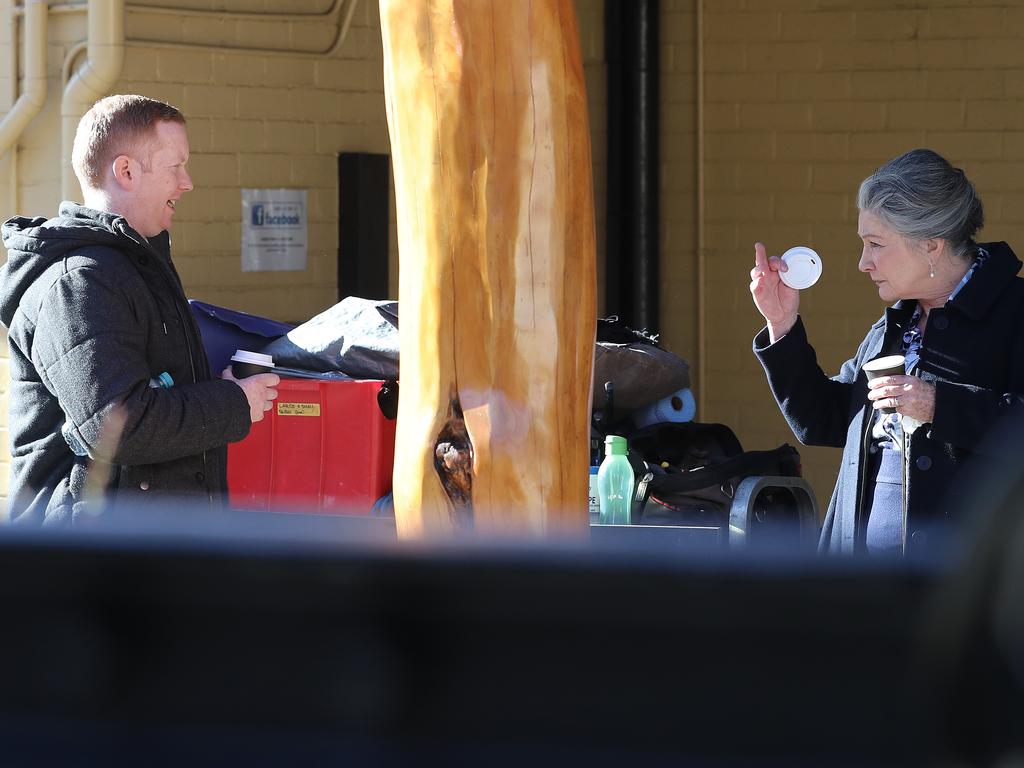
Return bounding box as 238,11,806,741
128,0,358,59
631,0,659,334
30,1,360,58
17,0,345,21
61,0,125,200
0,0,49,158
604,0,623,323
696,0,706,419
604,0,660,335
6,7,18,214
128,0,345,22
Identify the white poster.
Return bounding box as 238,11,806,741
241,188,308,271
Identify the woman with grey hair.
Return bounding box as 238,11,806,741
749,148,1024,555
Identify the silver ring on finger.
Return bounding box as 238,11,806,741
894,397,900,409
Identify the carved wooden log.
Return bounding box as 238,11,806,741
381,0,597,537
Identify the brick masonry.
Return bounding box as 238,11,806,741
695,0,1024,508
1,0,1023,515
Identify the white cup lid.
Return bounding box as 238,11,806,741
231,350,274,367
862,354,905,372
779,246,822,290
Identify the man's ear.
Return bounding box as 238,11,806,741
111,154,134,190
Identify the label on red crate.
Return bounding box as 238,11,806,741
277,402,321,417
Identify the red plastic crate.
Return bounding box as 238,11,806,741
228,379,396,514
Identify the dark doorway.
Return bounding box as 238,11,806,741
338,152,390,300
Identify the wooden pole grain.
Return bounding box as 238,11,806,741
381,0,597,537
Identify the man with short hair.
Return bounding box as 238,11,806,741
0,94,279,524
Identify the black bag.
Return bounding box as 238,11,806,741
593,317,690,418
626,422,801,527
260,297,399,379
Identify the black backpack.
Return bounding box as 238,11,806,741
625,422,801,527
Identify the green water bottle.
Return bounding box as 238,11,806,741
598,435,634,525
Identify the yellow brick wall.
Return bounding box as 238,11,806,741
692,1,1024,509
1,0,401,325
1,0,395,516
0,0,13,515
3,0,607,318
118,1,389,321
577,0,608,311
3,1,1023,518
660,0,699,368
0,0,607,516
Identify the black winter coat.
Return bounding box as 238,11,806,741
754,241,1024,555
0,202,251,525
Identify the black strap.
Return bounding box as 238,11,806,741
646,445,800,495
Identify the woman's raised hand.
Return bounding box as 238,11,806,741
749,241,800,343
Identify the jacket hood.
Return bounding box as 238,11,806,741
0,202,136,328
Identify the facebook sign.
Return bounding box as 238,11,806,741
241,188,308,271
250,202,302,228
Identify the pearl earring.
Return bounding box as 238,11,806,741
929,262,935,278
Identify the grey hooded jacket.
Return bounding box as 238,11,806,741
0,202,251,525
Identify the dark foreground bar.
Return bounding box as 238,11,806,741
0,502,1020,767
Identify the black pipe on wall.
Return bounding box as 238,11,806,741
605,0,660,334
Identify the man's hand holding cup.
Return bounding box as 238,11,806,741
222,350,279,422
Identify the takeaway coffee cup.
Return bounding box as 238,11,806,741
862,354,905,414
231,350,275,379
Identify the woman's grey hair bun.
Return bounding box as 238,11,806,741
857,148,984,259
